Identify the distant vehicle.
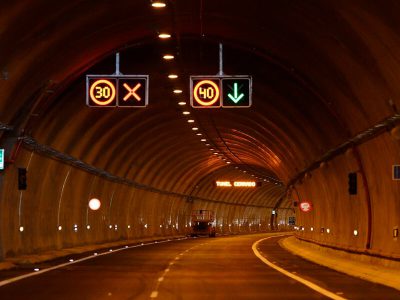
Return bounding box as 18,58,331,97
190,210,216,237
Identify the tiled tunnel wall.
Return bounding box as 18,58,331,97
0,148,290,259
294,132,400,258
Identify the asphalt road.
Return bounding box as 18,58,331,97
0,234,399,299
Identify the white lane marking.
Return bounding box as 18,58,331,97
0,238,188,287
252,236,348,300
150,291,158,298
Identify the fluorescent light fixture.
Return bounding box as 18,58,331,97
182,111,190,115
173,89,182,94
163,54,174,60
158,33,171,39
178,102,186,105
192,127,198,131
152,1,166,8
201,139,206,142
168,74,178,79
187,119,194,123
196,133,202,136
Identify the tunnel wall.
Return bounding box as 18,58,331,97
294,132,400,258
0,147,289,260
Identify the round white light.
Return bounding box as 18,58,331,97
353,229,358,236
19,226,24,232
58,225,62,231
88,198,101,210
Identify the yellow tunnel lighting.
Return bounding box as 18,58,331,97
151,1,166,8
158,33,171,39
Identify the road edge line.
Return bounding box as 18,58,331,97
252,236,347,300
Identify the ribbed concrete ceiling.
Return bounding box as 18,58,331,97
1,0,399,209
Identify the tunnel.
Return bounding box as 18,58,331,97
0,1,399,299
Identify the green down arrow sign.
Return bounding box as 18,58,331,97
227,83,244,103
222,77,251,108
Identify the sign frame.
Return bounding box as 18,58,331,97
86,74,149,108
190,75,252,108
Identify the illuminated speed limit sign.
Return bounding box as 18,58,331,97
87,78,117,106
190,78,221,108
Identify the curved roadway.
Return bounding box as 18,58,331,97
0,234,398,299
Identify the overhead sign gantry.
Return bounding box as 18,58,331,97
190,75,252,108
86,53,149,107
190,44,252,108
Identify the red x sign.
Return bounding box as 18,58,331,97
123,83,141,101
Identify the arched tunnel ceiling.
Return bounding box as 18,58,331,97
1,0,400,209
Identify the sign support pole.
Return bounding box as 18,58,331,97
114,52,121,75
218,43,224,76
